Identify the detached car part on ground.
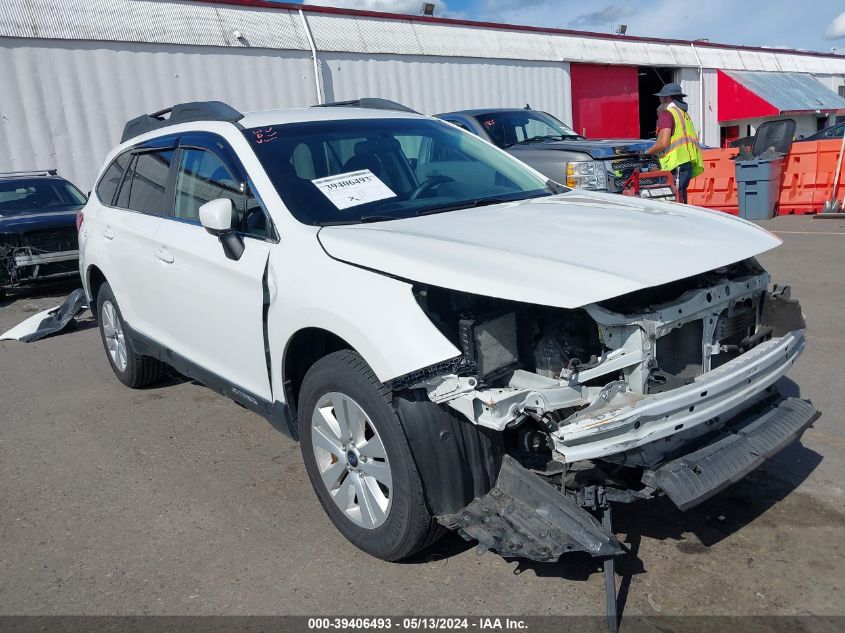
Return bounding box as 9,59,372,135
0,170,86,298
78,100,815,566
435,107,660,194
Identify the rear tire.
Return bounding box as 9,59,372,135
299,350,444,561
96,283,165,388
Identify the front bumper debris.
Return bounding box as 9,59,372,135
438,455,624,561
648,397,817,510
0,288,88,342
552,330,805,463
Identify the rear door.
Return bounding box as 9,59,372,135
150,133,274,401
93,143,176,337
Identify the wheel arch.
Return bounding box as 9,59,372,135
86,265,108,316
282,326,356,425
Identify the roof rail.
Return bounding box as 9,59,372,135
121,101,244,143
314,98,420,114
0,169,58,179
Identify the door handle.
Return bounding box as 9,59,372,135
155,246,174,264
102,227,114,240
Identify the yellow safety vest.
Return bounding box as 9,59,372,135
658,106,704,178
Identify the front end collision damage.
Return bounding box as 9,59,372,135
0,229,80,289
390,261,815,562
0,288,88,342
440,455,623,560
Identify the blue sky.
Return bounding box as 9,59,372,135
293,0,845,53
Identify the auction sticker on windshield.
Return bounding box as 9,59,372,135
312,170,396,210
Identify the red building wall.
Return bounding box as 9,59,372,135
570,63,639,138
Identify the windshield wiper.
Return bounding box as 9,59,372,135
415,193,548,217
314,214,399,227
507,134,564,147
507,134,582,147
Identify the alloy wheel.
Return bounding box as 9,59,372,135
101,300,128,372
311,392,393,529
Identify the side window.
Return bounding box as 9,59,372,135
174,149,241,223
119,151,174,214
96,153,132,205
174,148,271,238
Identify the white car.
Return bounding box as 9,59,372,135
78,99,814,563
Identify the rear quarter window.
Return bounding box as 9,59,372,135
96,153,132,206
126,151,174,214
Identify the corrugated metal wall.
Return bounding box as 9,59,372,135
320,53,571,123
678,67,719,147
0,38,316,189
0,38,572,190
4,0,845,73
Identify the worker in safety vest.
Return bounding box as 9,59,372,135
642,83,704,203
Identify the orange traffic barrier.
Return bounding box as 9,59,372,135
686,139,845,216
687,148,739,214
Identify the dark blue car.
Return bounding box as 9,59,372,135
0,170,87,298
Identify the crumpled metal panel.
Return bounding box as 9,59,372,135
725,69,845,112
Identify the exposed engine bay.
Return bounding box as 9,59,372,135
394,257,814,563
405,257,808,473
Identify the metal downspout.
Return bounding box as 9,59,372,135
690,42,705,143
299,9,324,105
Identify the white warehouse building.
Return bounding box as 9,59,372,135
2,0,845,190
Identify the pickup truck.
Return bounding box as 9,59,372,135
435,107,657,192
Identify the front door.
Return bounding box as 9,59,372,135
151,139,274,401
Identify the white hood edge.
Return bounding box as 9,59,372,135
318,191,781,310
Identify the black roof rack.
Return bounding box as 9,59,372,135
121,101,244,143
0,169,58,179
313,98,420,114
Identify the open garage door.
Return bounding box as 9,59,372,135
570,63,639,138
638,67,677,139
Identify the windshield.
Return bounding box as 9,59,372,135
473,110,580,148
0,178,87,214
244,118,553,225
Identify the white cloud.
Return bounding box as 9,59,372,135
826,11,845,39
303,0,452,16
569,5,635,28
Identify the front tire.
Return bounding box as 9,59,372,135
299,350,443,561
96,283,165,388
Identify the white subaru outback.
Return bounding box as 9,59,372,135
79,99,814,563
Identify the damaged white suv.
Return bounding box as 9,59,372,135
79,100,814,563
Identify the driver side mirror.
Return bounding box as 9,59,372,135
199,198,244,261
